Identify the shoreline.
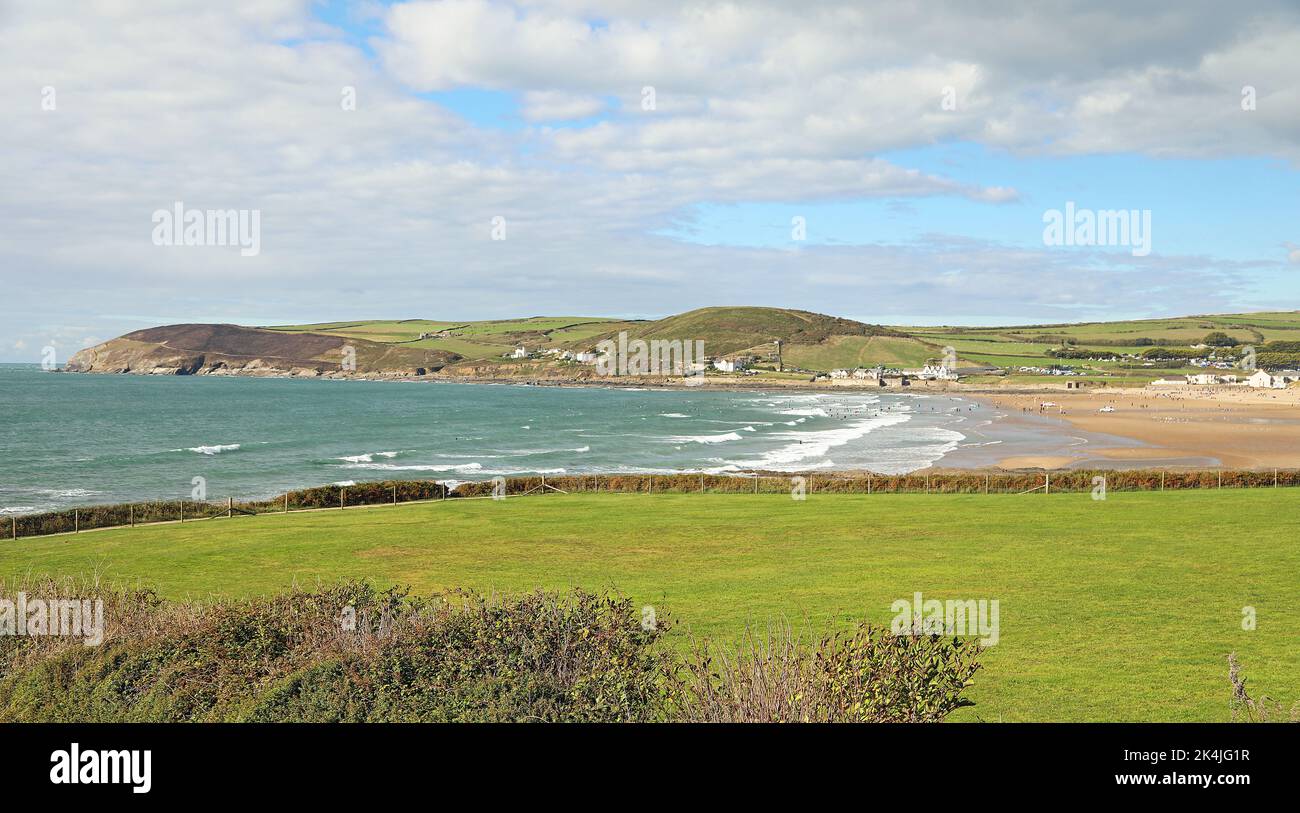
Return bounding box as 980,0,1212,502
967,386,1300,470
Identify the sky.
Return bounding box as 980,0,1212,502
1,0,1298,362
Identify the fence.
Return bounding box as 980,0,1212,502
5,469,1297,541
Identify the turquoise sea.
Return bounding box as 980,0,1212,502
0,364,1106,513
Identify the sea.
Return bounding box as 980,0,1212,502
0,364,1126,513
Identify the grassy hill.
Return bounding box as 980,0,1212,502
573,306,951,370
66,324,460,376
900,311,1300,384
264,316,640,365
3,490,1295,722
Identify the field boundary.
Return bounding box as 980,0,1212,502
5,468,1299,541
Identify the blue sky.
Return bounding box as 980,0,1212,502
2,0,1298,359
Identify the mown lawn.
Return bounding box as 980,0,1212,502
3,490,1296,722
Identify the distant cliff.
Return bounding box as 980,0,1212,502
65,324,460,378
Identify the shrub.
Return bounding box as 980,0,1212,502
670,621,982,722
0,580,672,723
0,580,985,723
1227,652,1298,722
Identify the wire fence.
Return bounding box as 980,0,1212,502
5,468,1298,541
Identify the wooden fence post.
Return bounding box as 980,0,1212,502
984,474,989,494
1045,473,1050,495
227,497,233,518
867,473,872,494
340,486,345,509
74,509,78,533
754,475,759,494
1274,469,1278,488
179,501,184,523
11,516,16,540
393,484,397,505
129,505,134,527
1218,470,1222,489
700,473,704,493
1160,471,1165,492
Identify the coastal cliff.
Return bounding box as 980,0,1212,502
65,324,460,378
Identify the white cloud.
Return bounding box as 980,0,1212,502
520,90,606,121
0,0,1297,360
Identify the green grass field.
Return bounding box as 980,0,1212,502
4,490,1295,722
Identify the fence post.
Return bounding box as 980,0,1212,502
179,501,184,523
74,509,79,533
393,484,397,505
754,475,759,494
984,474,989,494
340,486,345,509
1218,470,1222,489
867,472,872,494
129,504,134,527
11,516,16,540
700,473,704,493
1274,469,1278,488
1045,473,1050,495
1160,471,1165,492
228,497,233,518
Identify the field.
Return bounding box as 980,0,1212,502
901,311,1300,383
4,490,1296,722
261,316,639,362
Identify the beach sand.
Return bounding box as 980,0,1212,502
971,385,1300,469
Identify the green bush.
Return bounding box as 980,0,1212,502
0,580,984,723
671,622,982,722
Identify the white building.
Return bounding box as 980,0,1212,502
511,346,528,359
573,351,598,363
1247,369,1300,388
829,368,851,379
917,364,959,381
713,358,750,373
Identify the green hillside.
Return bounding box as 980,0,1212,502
572,306,950,371
900,311,1300,383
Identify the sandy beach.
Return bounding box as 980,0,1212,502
970,385,1300,470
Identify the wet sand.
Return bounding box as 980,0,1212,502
969,386,1300,469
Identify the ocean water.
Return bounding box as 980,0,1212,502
0,364,1005,513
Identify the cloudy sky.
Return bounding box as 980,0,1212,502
2,0,1298,361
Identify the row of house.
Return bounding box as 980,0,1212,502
1153,369,1300,388
507,345,752,372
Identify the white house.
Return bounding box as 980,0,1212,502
511,346,528,359
1247,369,1300,388
1150,376,1189,386
573,351,598,363
829,368,851,379
917,364,959,381
713,358,750,373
